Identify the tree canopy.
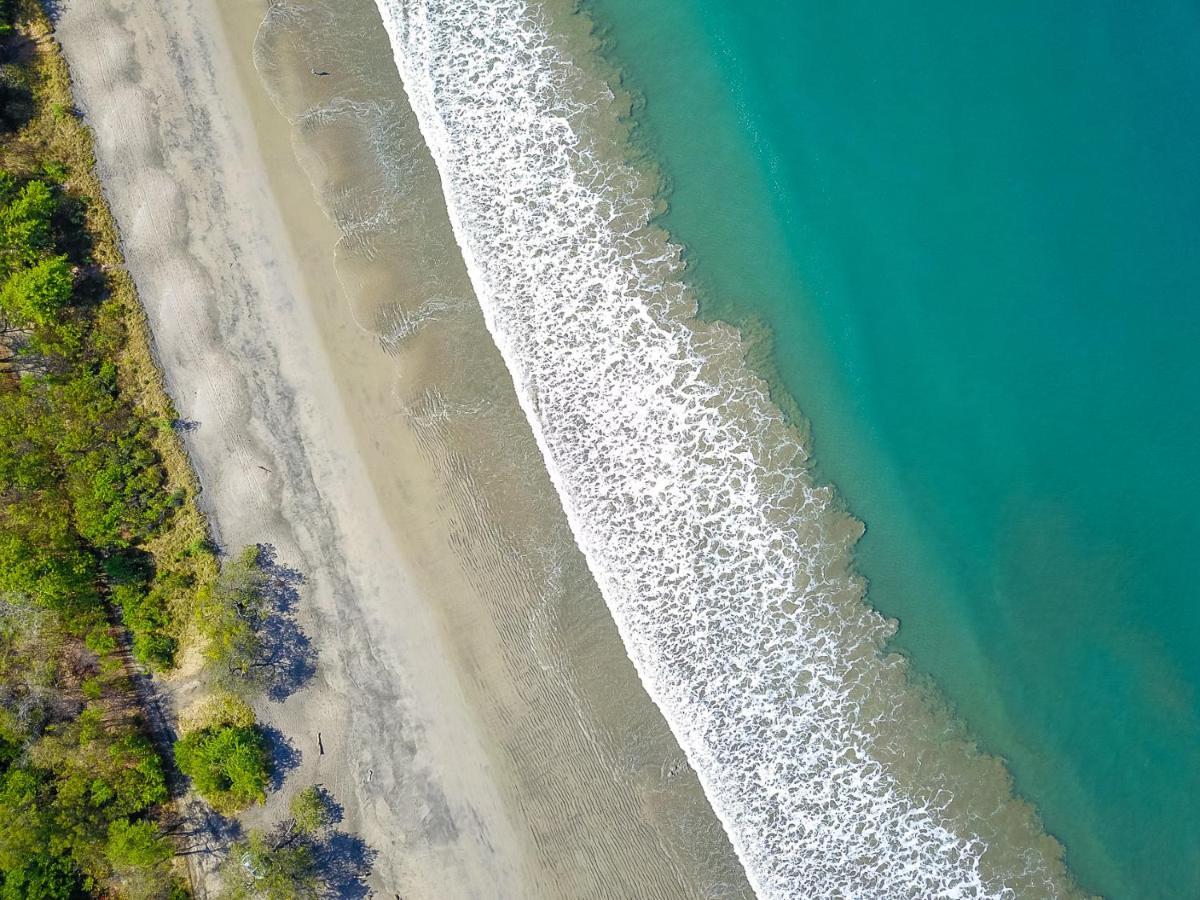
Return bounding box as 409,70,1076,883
173,695,270,814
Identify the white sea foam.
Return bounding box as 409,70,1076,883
371,1,1072,896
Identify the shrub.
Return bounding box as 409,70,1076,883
0,711,168,896
0,379,57,494
112,582,176,670
51,366,173,549
102,733,169,816
0,253,72,327
197,546,268,689
0,852,78,900
0,180,55,272
174,722,269,813
0,496,100,613
217,830,320,900
83,625,115,656
288,786,332,837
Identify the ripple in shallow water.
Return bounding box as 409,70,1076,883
370,0,1088,896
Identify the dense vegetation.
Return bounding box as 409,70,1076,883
0,1,207,896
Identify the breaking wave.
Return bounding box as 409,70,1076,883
371,0,1080,896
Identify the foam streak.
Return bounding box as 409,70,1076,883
371,1,1071,896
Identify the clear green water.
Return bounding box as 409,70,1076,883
584,1,1200,896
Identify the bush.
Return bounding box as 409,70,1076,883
174,722,269,813
198,546,268,689
217,830,319,900
105,818,181,900
84,626,116,656
81,676,102,700
51,366,173,549
289,786,332,837
0,378,57,494
0,852,78,900
0,253,72,327
0,180,55,272
0,708,168,897
0,496,100,613
112,582,176,670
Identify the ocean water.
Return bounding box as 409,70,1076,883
365,0,1117,896
582,0,1200,897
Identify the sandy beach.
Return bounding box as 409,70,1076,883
54,0,751,896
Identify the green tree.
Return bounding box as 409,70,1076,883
107,821,188,900
112,582,176,670
105,818,172,871
0,254,72,328
0,379,57,493
288,786,332,838
0,853,78,900
50,365,173,549
0,181,55,273
217,830,319,900
0,766,80,899
0,495,99,613
198,547,269,690
174,722,269,813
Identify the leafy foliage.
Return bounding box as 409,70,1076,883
289,786,333,838
0,706,169,898
112,582,176,669
0,180,54,274
0,494,98,613
0,253,71,327
174,723,269,814
217,831,320,900
198,547,269,691
174,697,268,814
51,364,175,550
105,819,172,871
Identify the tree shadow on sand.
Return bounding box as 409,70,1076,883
257,785,375,898
313,830,377,899
261,723,303,792
302,787,375,899
251,543,318,703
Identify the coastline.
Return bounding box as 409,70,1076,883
55,0,751,896
368,0,1088,896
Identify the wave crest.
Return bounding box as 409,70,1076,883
372,0,1079,896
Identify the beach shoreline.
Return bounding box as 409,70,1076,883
55,0,532,893
55,0,751,896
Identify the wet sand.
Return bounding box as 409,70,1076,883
55,0,751,896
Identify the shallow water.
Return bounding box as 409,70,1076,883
585,0,1200,896
365,0,1101,895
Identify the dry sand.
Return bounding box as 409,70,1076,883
55,0,752,897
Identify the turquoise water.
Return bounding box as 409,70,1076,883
585,1,1200,896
